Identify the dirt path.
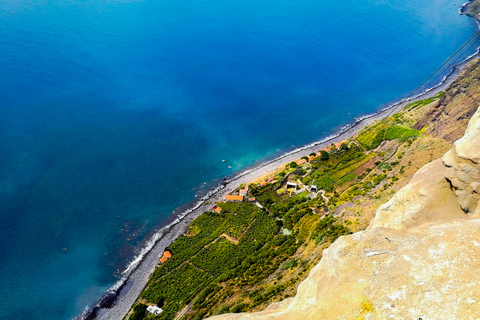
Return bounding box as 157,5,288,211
220,233,239,245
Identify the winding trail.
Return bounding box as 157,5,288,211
318,190,329,204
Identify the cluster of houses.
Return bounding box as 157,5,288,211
211,185,261,212
297,142,344,164
223,185,256,203
322,142,343,152
213,142,344,212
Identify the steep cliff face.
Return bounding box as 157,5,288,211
443,108,480,216
209,107,480,320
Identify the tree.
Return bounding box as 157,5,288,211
293,168,306,176
156,297,165,308
130,304,147,320
301,156,309,162
319,150,330,161
288,161,298,168
340,143,349,151
309,152,317,157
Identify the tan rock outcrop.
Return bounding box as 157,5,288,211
370,158,465,230
443,108,480,217
208,107,480,320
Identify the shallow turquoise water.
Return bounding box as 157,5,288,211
0,0,477,318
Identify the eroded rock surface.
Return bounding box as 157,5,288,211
443,108,480,216
208,107,480,320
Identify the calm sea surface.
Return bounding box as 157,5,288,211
0,0,477,318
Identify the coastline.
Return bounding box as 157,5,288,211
79,17,480,320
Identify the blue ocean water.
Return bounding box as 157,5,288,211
0,0,477,318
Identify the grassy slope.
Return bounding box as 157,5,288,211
128,59,480,320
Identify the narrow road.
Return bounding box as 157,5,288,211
319,190,329,204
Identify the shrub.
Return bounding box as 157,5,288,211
319,150,330,161
281,259,298,270
373,174,387,185
230,303,248,313
130,304,147,320
293,168,306,176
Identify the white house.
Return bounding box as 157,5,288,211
147,305,163,315
286,182,297,190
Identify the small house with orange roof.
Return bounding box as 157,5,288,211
296,159,307,166
226,195,243,202
239,187,248,196
213,206,222,213
159,250,172,263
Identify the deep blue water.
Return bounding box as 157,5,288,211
0,0,477,319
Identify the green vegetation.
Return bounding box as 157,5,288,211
310,215,350,244
132,183,354,319
384,125,419,142
356,123,388,150
131,304,147,320
403,91,444,111
319,150,330,160
288,161,298,168
135,202,317,319
356,111,422,150
337,173,358,186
